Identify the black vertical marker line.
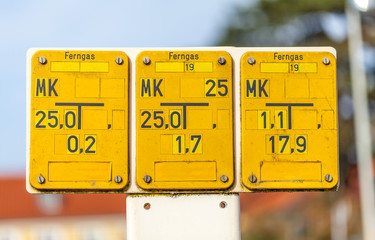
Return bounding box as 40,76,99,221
78,105,82,130
288,105,292,130
55,102,105,130
265,103,314,130
160,102,209,130
183,105,187,129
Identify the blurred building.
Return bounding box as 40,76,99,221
0,177,126,240
0,168,370,240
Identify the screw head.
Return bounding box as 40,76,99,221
247,57,256,65
115,57,123,65
218,57,226,65
220,175,229,183
37,175,45,184
38,57,47,65
143,175,152,183
144,203,151,210
143,57,151,65
322,57,330,65
325,174,333,182
220,201,227,208
249,174,257,183
114,175,122,183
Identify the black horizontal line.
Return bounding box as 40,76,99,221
266,103,313,107
160,103,209,107
55,102,104,107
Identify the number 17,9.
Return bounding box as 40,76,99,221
267,135,307,154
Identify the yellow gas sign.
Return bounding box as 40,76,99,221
29,50,129,191
241,51,338,190
136,51,234,190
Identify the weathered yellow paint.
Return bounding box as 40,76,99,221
294,63,317,73
100,78,125,98
75,78,100,97
29,50,129,191
136,51,233,190
261,63,289,73
186,62,213,73
154,161,216,182
241,51,338,190
180,78,205,98
260,161,321,181
217,110,230,129
51,62,80,72
156,62,184,73
80,62,109,72
49,162,111,181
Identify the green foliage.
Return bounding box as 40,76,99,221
217,0,345,46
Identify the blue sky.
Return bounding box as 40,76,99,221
0,0,248,176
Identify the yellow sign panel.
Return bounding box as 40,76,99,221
241,51,338,190
136,51,234,190
29,50,129,191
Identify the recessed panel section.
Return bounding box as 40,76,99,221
29,50,129,192
49,162,112,182
241,50,338,191
136,50,234,190
154,161,216,182
260,161,321,182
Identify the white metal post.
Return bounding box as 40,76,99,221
346,4,375,240
126,194,241,240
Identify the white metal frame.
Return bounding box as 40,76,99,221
26,47,336,194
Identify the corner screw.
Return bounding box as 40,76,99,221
218,57,226,65
114,175,122,183
144,203,151,210
325,174,333,182
115,57,123,65
220,175,229,183
38,57,47,65
249,174,257,183
322,57,330,65
143,57,151,65
247,57,255,65
143,175,152,184
220,201,227,208
37,175,45,184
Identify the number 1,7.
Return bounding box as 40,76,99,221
173,135,202,154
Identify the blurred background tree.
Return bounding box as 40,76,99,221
217,0,375,239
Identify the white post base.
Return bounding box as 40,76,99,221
126,193,240,240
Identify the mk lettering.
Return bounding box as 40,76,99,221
246,79,269,98
141,79,164,97
36,78,58,97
